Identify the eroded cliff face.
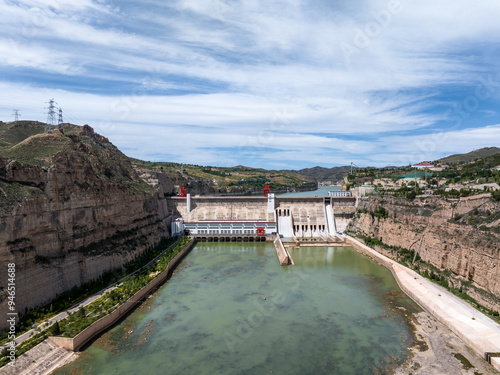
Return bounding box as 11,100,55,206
134,167,219,196
0,125,170,328
348,195,500,310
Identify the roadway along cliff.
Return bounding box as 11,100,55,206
348,195,500,312
0,122,170,330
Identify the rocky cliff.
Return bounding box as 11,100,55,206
348,195,500,311
134,167,219,196
0,123,170,329
134,166,317,197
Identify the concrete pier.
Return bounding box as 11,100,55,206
273,235,294,266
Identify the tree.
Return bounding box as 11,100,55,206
492,190,500,202
50,321,61,335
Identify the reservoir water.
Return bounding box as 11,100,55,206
54,243,419,375
278,185,340,197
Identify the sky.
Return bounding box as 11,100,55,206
0,0,499,169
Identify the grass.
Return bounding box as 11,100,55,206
0,237,175,345
0,122,155,200
131,159,316,194
0,237,190,368
0,121,81,150
0,180,43,214
1,133,72,166
55,236,191,338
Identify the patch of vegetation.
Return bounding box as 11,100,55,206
0,179,43,214
453,353,474,370
0,237,190,368
1,132,72,166
0,237,174,345
57,237,191,338
372,206,388,219
439,147,500,165
492,190,500,202
131,159,317,194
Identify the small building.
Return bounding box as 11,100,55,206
183,221,277,236
329,190,352,197
412,163,434,169
171,218,185,235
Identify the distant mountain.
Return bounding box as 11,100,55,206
438,147,500,165
290,166,355,183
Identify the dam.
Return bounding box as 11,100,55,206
167,192,356,240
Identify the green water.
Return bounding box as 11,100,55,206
54,243,419,375
278,186,340,197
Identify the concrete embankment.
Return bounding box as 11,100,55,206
49,239,196,351
346,235,500,372
273,236,294,265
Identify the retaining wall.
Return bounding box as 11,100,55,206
346,235,500,372
50,239,196,351
273,235,293,265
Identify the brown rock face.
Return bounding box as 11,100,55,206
349,196,500,310
0,126,170,329
134,167,219,196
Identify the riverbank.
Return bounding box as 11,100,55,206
50,241,421,374
346,235,500,372
0,239,195,375
396,311,500,374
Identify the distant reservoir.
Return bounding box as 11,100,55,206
54,242,419,375
278,185,341,197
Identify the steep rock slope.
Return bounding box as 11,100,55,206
348,195,500,311
0,123,169,328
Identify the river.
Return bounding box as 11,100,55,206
278,185,341,197
54,242,419,375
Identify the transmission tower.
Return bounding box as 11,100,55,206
57,108,65,134
12,109,21,122
350,162,359,174
45,99,57,133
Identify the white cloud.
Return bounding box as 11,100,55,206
0,0,499,168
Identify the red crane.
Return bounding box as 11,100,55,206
263,185,270,197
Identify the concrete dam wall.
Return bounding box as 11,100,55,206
168,195,355,238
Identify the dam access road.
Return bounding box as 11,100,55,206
347,236,500,372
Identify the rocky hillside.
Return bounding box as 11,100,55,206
0,122,170,329
132,160,317,196
438,146,500,165
291,165,355,183
347,195,500,312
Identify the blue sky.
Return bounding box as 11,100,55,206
1,0,499,169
